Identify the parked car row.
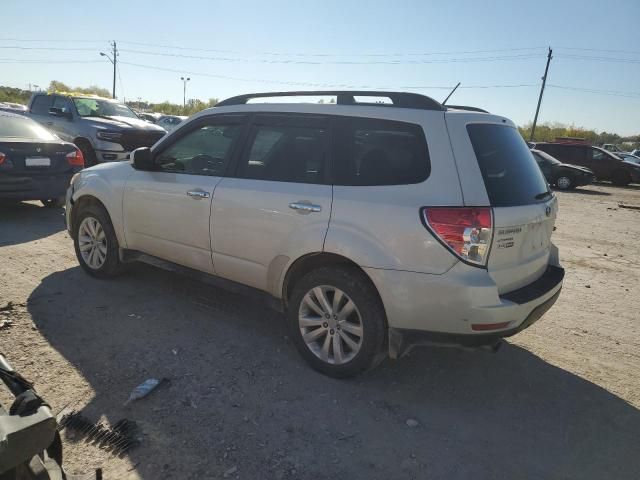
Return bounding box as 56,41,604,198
531,141,640,186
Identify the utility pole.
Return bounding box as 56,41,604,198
530,47,552,142
100,41,118,99
111,41,117,99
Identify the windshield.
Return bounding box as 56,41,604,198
73,97,138,119
532,149,561,165
0,114,57,140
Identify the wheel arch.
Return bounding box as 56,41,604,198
280,252,387,323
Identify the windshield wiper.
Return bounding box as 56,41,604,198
84,114,116,120
534,191,552,200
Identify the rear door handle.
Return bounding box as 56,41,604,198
187,190,210,199
289,202,322,213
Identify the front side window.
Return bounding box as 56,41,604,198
155,123,241,176
332,117,430,186
237,124,327,184
592,148,609,161
52,96,73,114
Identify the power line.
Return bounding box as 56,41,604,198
556,54,640,64
119,60,537,90
547,84,640,98
557,46,640,55
119,49,545,65
0,58,103,64
118,41,548,57
0,45,98,52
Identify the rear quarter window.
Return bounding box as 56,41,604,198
467,124,549,206
332,117,430,186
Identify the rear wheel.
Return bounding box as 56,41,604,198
612,170,631,186
287,266,386,378
41,197,65,208
73,203,125,278
555,175,573,190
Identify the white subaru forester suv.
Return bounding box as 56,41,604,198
65,91,564,378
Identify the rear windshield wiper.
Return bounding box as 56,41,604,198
534,191,552,200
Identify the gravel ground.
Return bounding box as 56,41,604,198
0,183,639,479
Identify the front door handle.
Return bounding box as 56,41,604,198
187,190,210,200
289,201,322,213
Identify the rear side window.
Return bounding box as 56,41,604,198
30,95,53,115
237,124,327,184
332,117,429,186
467,124,549,206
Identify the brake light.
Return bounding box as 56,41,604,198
0,152,5,165
66,148,84,167
422,207,493,267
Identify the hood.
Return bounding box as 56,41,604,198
86,115,166,133
561,163,594,175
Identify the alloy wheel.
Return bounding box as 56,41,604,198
298,285,364,365
78,216,107,269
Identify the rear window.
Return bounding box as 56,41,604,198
0,115,57,140
467,124,549,206
332,117,430,186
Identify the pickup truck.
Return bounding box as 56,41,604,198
26,93,166,166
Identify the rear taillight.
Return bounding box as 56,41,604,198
0,152,5,165
422,207,493,267
66,148,84,167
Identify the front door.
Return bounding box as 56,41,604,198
211,114,332,292
123,116,246,273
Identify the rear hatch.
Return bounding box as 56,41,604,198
446,113,557,294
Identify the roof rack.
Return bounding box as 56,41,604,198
446,105,489,113
216,91,445,111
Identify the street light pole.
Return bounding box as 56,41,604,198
180,77,190,109
100,41,118,99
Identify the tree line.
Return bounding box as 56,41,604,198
1,82,637,147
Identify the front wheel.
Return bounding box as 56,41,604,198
287,266,386,378
73,203,125,278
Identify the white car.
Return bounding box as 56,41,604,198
156,115,187,132
65,91,564,377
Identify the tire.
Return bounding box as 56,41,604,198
72,202,125,278
287,266,386,378
41,197,65,208
612,170,631,186
75,139,97,167
555,175,573,190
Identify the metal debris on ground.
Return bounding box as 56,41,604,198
0,319,13,330
58,411,139,456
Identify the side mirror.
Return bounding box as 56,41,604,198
131,147,155,171
49,107,72,119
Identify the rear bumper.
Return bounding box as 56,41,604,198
0,173,75,200
364,254,564,357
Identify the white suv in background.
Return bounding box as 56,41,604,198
65,91,564,378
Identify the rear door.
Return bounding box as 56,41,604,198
446,114,557,294
211,113,332,292
122,115,246,273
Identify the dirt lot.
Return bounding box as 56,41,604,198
1,183,639,479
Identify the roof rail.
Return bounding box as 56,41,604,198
216,91,445,111
446,105,489,113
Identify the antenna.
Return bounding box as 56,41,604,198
442,82,461,105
